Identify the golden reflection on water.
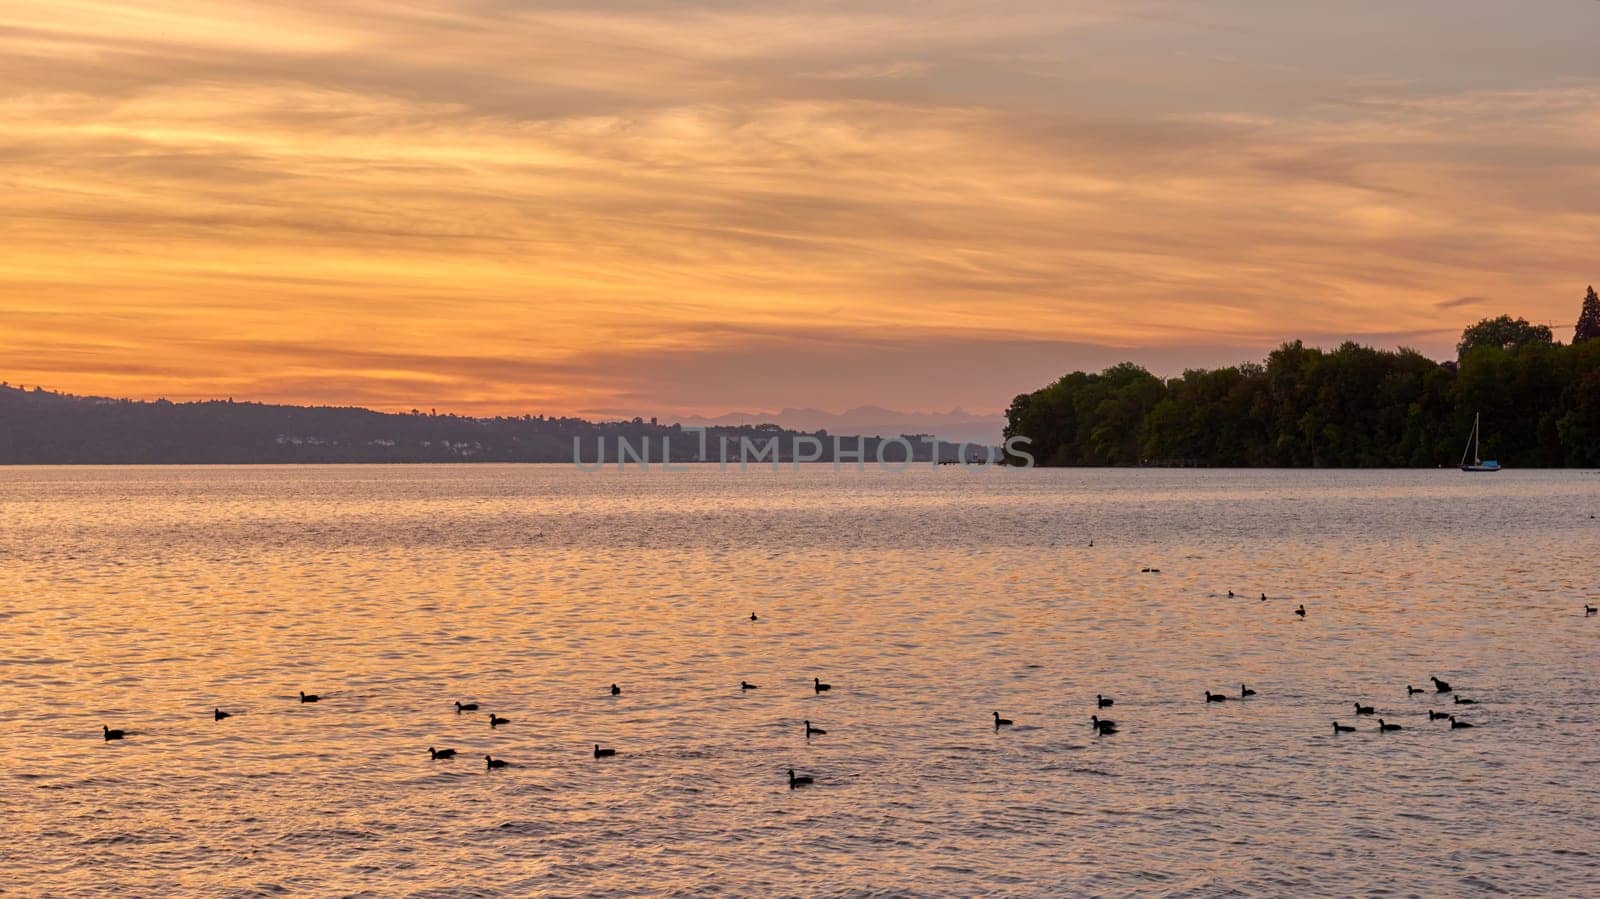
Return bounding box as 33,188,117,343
1,466,1596,894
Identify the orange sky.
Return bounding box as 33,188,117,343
2,1,1597,418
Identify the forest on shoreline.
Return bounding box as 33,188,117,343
1005,289,1600,468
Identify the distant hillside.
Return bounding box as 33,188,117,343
0,383,992,465
675,405,1006,446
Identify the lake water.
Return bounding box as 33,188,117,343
2,466,1597,895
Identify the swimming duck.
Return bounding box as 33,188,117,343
1227,590,1235,598
1586,605,1596,616
1354,703,1375,715
1377,719,1402,732
788,769,813,788
750,612,758,621
214,708,232,721
1205,691,1229,703
1091,715,1116,732
741,681,759,690
1295,605,1305,618
1428,710,1450,721
1453,696,1478,705
1448,716,1475,729
103,725,126,741
299,691,320,703
1260,593,1267,602
594,745,617,758
455,701,478,712
485,755,508,769
814,677,831,693
1406,686,1424,695
489,713,510,727
1240,684,1256,698
805,720,826,736
610,684,621,696
993,711,1014,727
1430,676,1452,693
1332,721,1355,733
1097,694,1114,708
429,747,456,760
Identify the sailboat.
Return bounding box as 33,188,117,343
1460,413,1501,472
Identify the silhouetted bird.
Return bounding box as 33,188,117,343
1332,721,1355,733
1097,694,1114,708
485,755,508,769
741,681,759,690
489,713,510,727
805,720,826,736
214,708,231,721
750,612,758,621
788,769,813,788
1377,719,1402,732
429,747,456,759
1430,676,1452,693
1586,605,1596,616
1091,715,1116,732
993,711,1014,727
594,745,617,758
103,725,126,741
1227,590,1235,598
1260,593,1267,602
299,691,320,703
610,684,621,696
1240,684,1256,698
1295,605,1305,618
1354,703,1375,715
1453,696,1478,705
1448,716,1475,729
814,677,831,693
1407,685,1424,695
1428,710,1451,721
1205,691,1229,702
455,701,478,712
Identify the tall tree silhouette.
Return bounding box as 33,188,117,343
1455,315,1553,358
1575,285,1600,343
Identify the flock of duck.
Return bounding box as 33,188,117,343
97,594,1596,783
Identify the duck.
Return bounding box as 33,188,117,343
1295,605,1306,618
1377,719,1402,732
1430,676,1452,693
814,677,831,693
750,612,758,621
804,720,826,736
1453,696,1478,705
1332,721,1355,733
1205,691,1229,703
102,725,126,741
1097,694,1114,708
610,684,621,696
594,744,617,758
741,681,759,690
1227,590,1235,598
1091,715,1116,732
429,747,457,760
299,691,320,703
788,769,813,789
213,708,232,721
1095,722,1119,735
485,755,509,769
1585,605,1596,616
1260,593,1267,602
455,701,478,713
993,711,1014,727
1354,703,1375,715
1240,684,1256,698
489,713,510,727
1448,716,1475,729
1406,685,1424,695
1428,710,1451,721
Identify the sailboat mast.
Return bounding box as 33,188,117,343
1460,412,1479,467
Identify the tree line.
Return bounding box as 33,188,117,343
1005,287,1600,468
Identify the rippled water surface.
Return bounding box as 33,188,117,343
2,466,1597,896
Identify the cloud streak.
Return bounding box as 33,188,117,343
1,0,1596,416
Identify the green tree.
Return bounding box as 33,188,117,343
1457,315,1554,358
1575,285,1600,343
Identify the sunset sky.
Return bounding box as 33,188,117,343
2,1,1596,419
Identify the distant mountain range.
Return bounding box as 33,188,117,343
0,383,998,465
675,406,1006,445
